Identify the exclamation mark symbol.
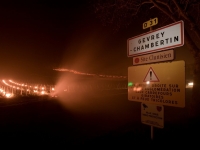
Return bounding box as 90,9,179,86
150,71,152,80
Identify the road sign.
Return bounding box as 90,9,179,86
127,20,184,57
143,67,159,82
133,49,174,65
143,18,158,29
128,60,185,107
141,103,164,128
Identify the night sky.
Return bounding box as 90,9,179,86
0,1,193,85
0,1,134,84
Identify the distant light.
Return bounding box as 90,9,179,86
128,82,133,87
146,81,150,84
188,82,193,86
41,91,47,95
186,82,193,88
5,93,12,98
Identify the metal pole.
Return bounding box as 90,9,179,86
150,20,154,141
151,126,154,140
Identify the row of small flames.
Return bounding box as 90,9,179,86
0,79,55,98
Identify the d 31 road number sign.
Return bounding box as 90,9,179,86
143,18,158,29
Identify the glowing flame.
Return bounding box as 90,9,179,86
5,93,13,98
188,82,193,86
53,68,127,79
146,81,150,84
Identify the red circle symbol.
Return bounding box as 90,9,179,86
134,58,139,63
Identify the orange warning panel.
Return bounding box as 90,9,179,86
128,60,185,108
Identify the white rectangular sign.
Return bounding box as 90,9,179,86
133,49,174,65
127,20,184,57
141,103,164,128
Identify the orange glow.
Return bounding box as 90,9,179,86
53,68,127,79
0,79,55,98
5,93,13,98
133,86,142,91
146,81,150,84
9,80,21,86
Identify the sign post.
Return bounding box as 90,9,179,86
141,103,164,140
128,19,185,141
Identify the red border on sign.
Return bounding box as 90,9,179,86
132,49,175,66
143,67,160,82
127,20,184,57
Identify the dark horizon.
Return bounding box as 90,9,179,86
0,1,132,84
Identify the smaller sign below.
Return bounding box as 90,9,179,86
133,49,174,65
141,103,164,128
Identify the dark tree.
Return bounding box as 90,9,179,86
92,0,200,118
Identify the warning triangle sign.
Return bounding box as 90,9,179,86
143,67,159,82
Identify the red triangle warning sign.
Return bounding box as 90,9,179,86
143,67,159,82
